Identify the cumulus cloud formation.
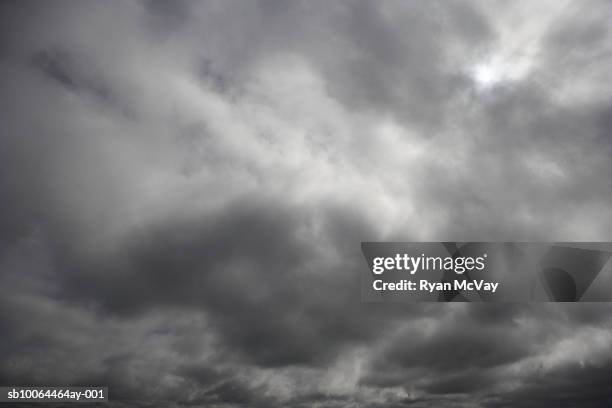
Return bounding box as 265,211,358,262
2,0,612,406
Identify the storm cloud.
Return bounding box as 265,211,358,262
2,0,612,407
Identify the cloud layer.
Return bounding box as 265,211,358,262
2,1,612,406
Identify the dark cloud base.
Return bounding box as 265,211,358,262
2,1,612,407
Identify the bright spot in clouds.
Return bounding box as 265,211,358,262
472,62,503,89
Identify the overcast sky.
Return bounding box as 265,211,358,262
2,1,612,407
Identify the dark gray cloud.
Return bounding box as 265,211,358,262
2,0,612,407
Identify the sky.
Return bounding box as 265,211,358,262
1,0,612,407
